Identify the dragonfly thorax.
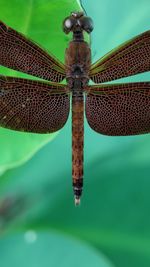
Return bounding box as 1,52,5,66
67,64,89,91
72,64,84,76
65,39,91,90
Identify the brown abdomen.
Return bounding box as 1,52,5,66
65,40,91,202
72,92,84,199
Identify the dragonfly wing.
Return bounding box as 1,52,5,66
0,21,65,82
85,82,150,136
90,30,150,83
0,76,70,133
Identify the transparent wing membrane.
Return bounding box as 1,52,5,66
86,82,150,136
0,76,70,133
0,21,65,82
90,30,150,83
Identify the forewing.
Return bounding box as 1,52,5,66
85,82,150,136
90,30,150,83
0,76,70,133
0,21,65,82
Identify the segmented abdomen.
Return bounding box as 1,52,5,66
72,92,84,197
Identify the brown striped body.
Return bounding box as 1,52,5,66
1,12,150,206
72,92,84,200
65,39,91,204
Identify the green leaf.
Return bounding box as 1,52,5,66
0,232,113,267
0,0,82,174
0,128,58,175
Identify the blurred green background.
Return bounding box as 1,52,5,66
0,0,150,266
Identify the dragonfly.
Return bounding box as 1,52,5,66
0,11,150,205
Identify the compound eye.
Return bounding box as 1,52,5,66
80,16,93,33
63,17,76,33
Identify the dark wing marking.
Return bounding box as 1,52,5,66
90,30,150,83
0,76,70,133
0,21,65,82
85,82,150,136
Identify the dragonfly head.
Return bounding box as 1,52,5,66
63,12,93,35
